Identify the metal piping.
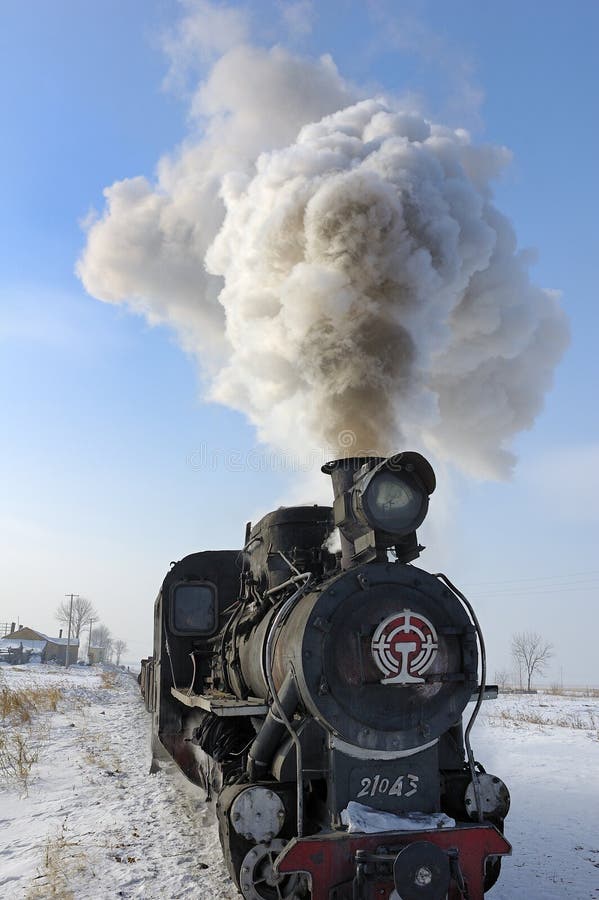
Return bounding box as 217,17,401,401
264,572,310,598
263,576,312,838
246,671,298,776
163,620,178,691
276,550,301,577
434,572,486,823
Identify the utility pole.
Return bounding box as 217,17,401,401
88,619,94,665
64,593,79,668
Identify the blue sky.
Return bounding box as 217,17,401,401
1,0,598,681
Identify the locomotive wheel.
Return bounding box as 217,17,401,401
238,840,305,900
484,854,502,890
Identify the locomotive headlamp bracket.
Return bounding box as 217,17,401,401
329,452,435,565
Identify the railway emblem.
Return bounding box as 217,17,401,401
371,609,438,684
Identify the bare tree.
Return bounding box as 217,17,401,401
513,660,523,690
113,639,128,666
511,631,554,691
494,669,510,691
92,623,113,663
55,596,97,640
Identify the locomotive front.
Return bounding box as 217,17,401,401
143,451,511,900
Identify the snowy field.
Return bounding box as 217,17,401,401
0,664,236,900
0,663,598,900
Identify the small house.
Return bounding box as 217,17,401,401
1,626,79,665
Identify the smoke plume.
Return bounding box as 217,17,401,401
78,36,568,479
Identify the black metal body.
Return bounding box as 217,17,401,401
141,459,509,899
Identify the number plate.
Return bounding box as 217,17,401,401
354,771,420,801
344,744,439,813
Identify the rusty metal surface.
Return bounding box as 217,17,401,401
275,825,511,900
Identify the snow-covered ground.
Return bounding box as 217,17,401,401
0,663,236,899
1,663,598,899
473,690,599,899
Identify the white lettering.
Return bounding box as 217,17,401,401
354,773,419,800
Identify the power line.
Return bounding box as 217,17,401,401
474,584,599,599
466,569,599,587
473,576,599,592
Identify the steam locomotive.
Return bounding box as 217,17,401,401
140,452,511,899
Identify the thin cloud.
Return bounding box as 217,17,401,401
366,0,485,129
278,0,315,38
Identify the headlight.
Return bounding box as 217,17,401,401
354,451,435,542
323,450,436,564
362,469,427,535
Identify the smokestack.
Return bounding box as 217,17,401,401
322,456,382,568
10,622,15,634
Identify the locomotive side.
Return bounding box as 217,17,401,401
141,452,510,900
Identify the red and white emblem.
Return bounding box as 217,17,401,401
371,609,438,684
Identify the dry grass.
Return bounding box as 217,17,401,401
78,721,122,773
504,685,599,698
555,712,597,730
0,684,62,722
491,707,598,731
26,821,90,900
0,727,46,790
498,708,547,726
82,742,122,772
100,670,118,689
0,679,63,791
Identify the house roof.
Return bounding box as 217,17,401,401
8,627,79,646
0,638,46,652
44,634,80,646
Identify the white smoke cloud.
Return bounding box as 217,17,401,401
365,4,485,130
78,43,353,369
162,0,250,88
278,1,315,38
77,16,568,479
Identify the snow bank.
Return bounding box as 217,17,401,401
474,691,599,899
0,663,236,899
